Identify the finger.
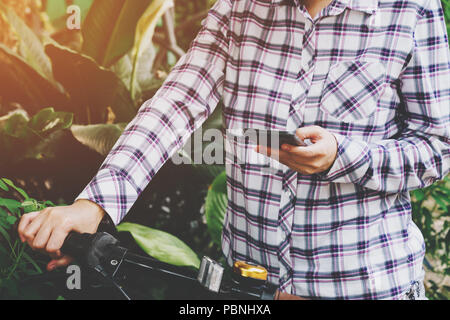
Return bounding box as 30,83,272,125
32,221,53,251
47,256,73,272
23,213,47,247
276,291,307,300
49,251,63,260
18,211,40,243
256,146,291,162
281,138,329,158
46,228,71,256
296,126,324,142
256,145,319,174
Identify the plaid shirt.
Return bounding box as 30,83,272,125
77,0,450,299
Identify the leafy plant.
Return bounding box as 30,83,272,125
0,0,174,180
0,0,172,124
0,108,73,165
0,177,204,299
0,178,56,299
411,175,450,299
442,0,450,37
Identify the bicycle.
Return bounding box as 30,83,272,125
21,224,278,301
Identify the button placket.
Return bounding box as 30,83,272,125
301,19,316,72
277,168,296,292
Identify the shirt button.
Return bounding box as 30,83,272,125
281,232,291,242
280,274,289,283
302,63,310,73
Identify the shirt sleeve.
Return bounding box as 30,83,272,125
323,0,450,193
75,0,232,224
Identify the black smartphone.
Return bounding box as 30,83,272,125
242,129,309,149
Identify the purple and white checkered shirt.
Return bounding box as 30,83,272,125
77,0,450,299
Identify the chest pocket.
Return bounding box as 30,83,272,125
320,61,387,122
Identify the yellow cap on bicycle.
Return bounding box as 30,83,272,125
233,261,268,281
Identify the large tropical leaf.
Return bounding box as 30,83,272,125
204,171,228,245
129,0,174,101
45,43,136,124
111,54,133,89
0,44,69,114
0,2,55,83
117,222,200,268
81,0,152,67
71,123,127,156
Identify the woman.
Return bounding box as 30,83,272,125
18,0,450,300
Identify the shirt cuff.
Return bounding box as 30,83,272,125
75,168,139,225
321,132,371,184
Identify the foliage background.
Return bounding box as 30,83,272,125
0,0,448,300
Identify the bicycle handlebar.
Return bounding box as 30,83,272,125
61,232,277,300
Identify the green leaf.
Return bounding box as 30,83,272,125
21,201,39,214
0,218,10,230
42,201,56,207
0,199,22,215
28,108,73,135
82,0,153,67
0,223,11,243
6,216,17,225
2,179,29,200
22,252,42,274
45,43,136,124
432,193,449,213
412,189,426,202
0,180,8,192
0,44,69,115
117,222,200,268
205,171,228,246
71,123,127,156
2,110,30,139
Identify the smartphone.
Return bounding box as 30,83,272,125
242,129,309,149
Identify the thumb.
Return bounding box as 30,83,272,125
47,256,73,271
296,126,325,142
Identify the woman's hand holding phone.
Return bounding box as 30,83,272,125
256,126,338,175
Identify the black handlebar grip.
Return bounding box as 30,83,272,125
61,232,96,260
61,232,122,269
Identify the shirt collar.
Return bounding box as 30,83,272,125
271,0,378,15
